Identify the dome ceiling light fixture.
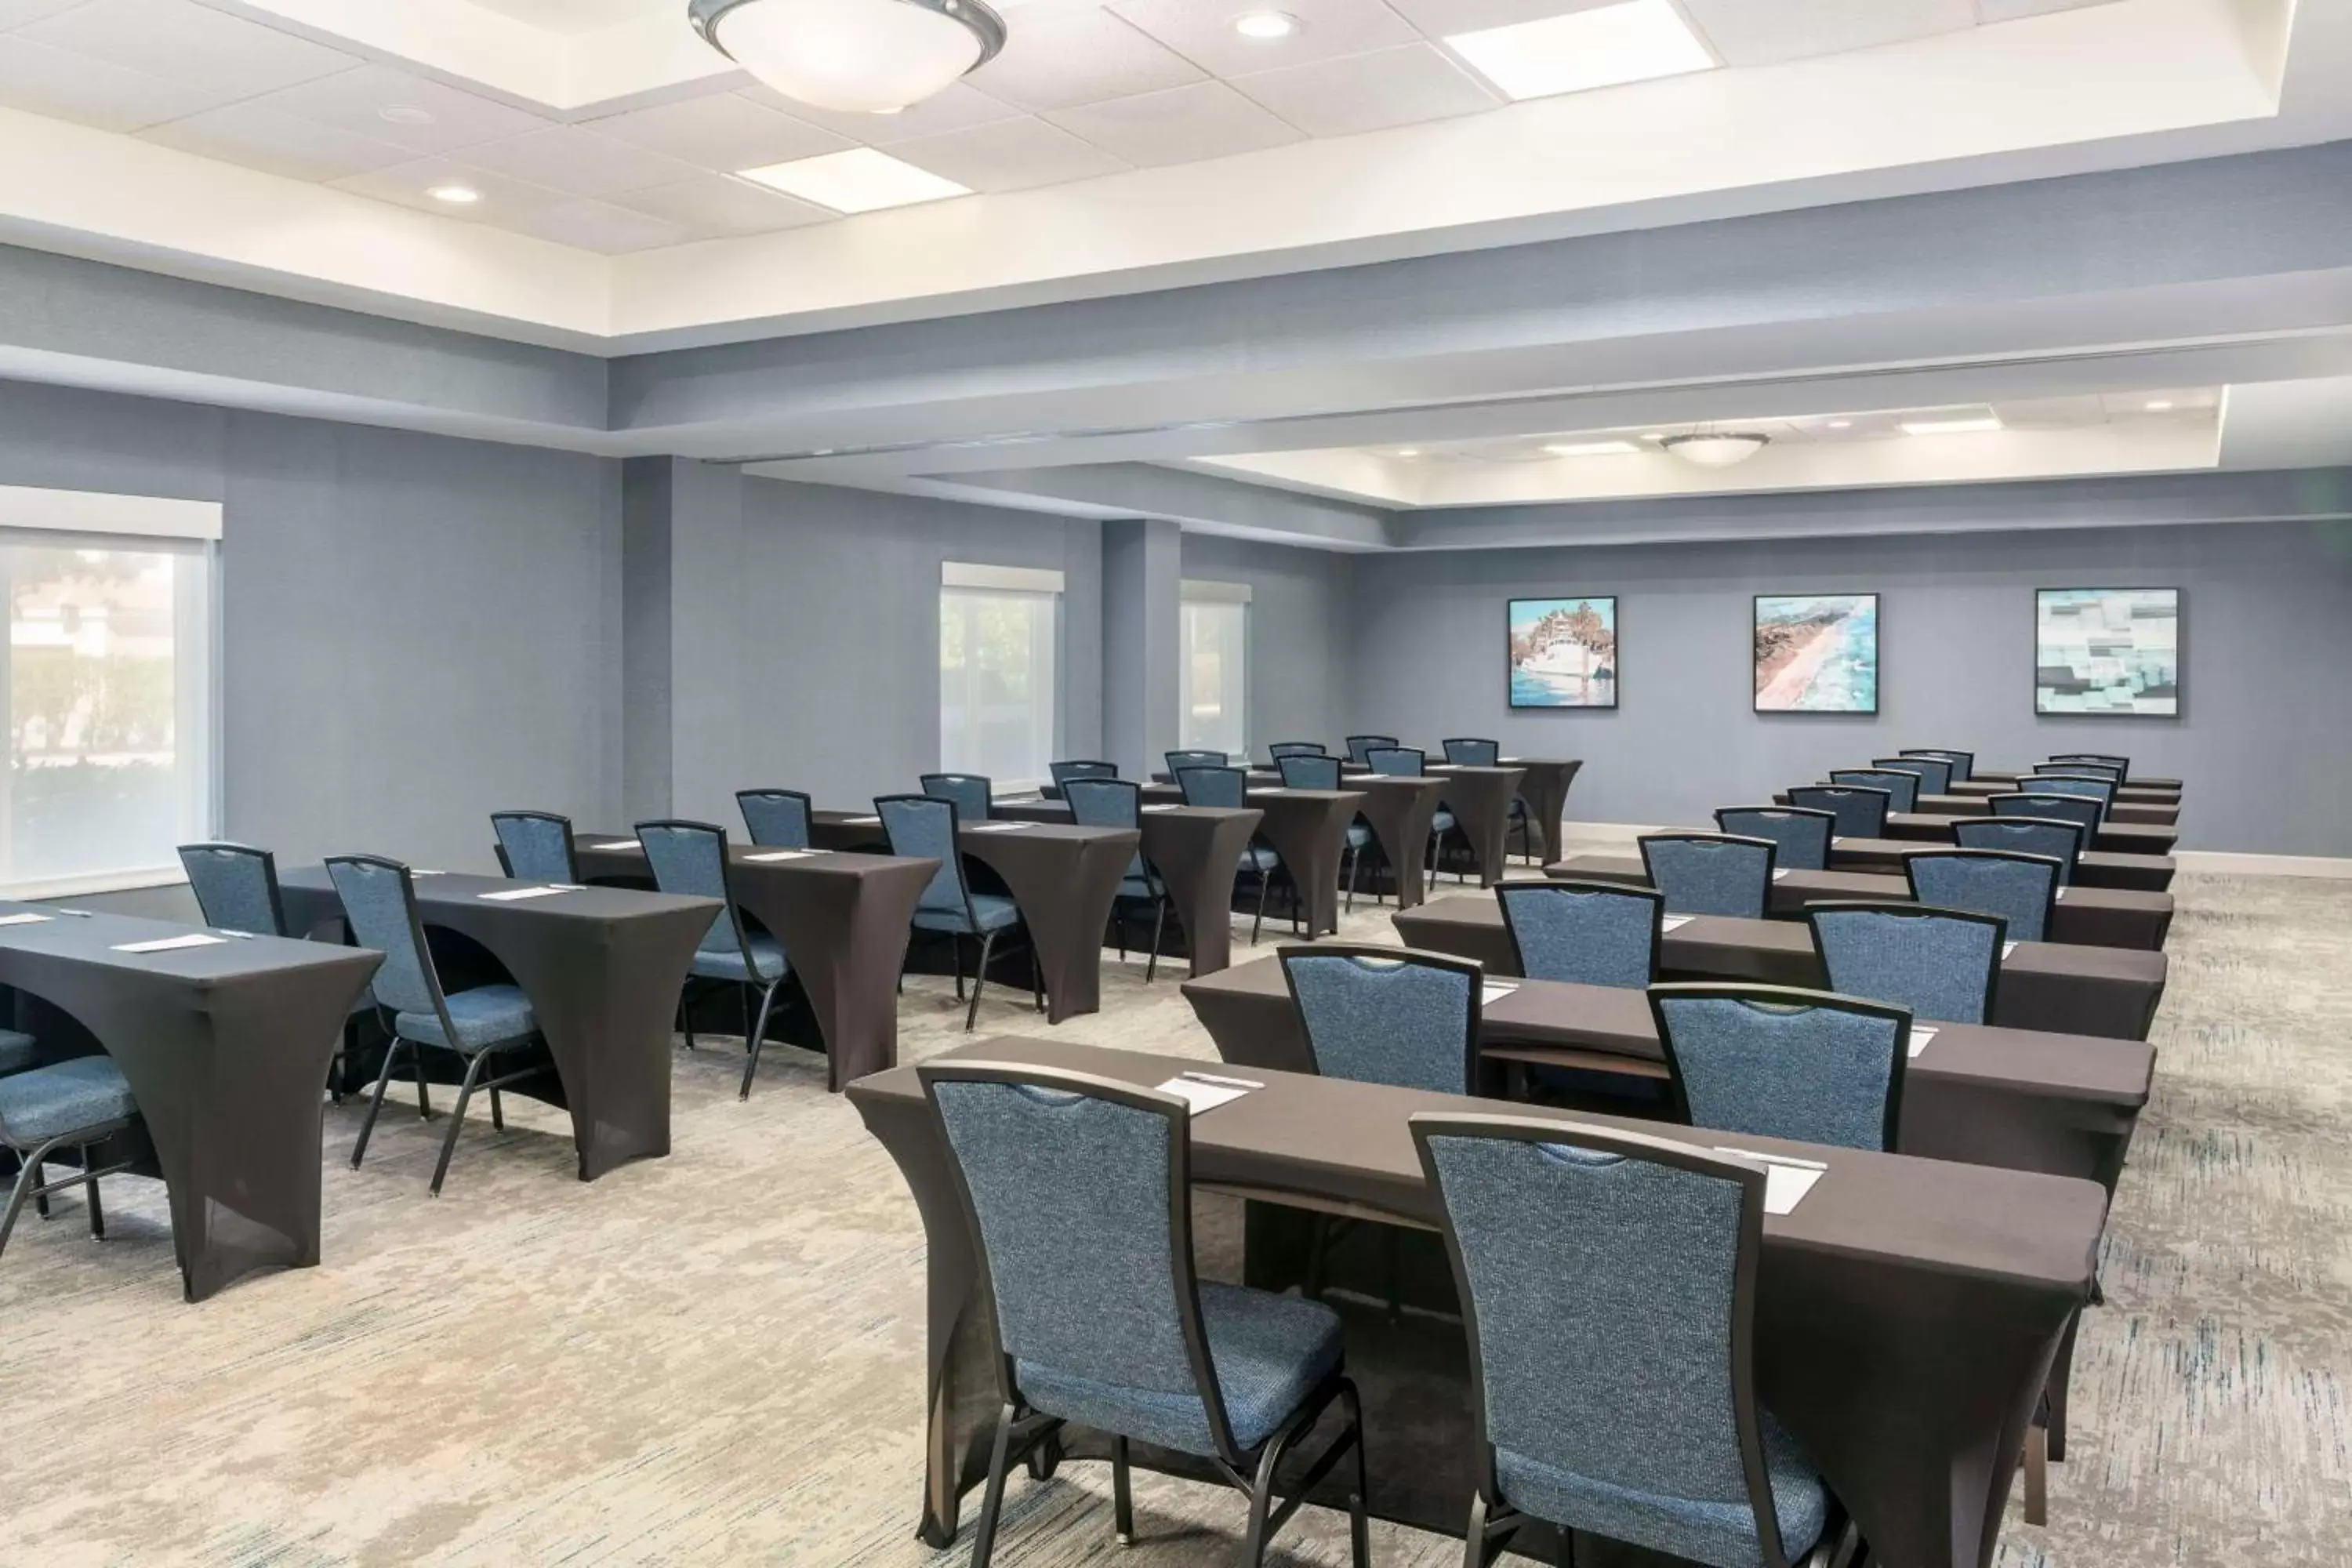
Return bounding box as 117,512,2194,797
1660,430,1771,468
688,0,1007,115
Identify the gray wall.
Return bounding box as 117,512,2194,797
1179,532,1352,755
1345,519,2352,856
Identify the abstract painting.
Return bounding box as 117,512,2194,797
2036,588,2180,716
1755,594,1878,713
1509,597,1617,709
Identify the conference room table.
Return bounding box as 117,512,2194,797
808,811,1140,1022
1240,755,1582,867
279,869,717,1181
1136,784,1364,938
572,835,938,1089
1421,764,1529,885
851,1036,2103,1568
1796,787,2178,829
1780,793,2180,856
0,903,381,1302
1393,895,2169,1040
1827,835,2176,891
1161,773,1457,911
1965,770,2182,797
989,800,1261,978
1544,854,2175,950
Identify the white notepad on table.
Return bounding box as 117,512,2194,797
1142,804,1181,813
2002,941,2019,959
480,886,573,902
1907,1025,1939,1059
596,838,641,851
113,933,229,954
1713,1148,1828,1214
967,822,1033,833
745,849,821,862
1481,982,1519,1007
1156,1071,1261,1116
844,815,882,825
0,912,51,927
2054,887,2070,901
1772,869,1791,882
1661,915,1694,933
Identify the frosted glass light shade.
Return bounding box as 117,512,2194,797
690,0,1005,114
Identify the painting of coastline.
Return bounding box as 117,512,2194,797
1755,594,1878,713
1509,597,1617,709
2037,588,2180,716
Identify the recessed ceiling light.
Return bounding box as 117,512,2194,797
1446,0,1714,103
1827,419,1853,430
1661,432,1769,467
379,104,436,126
1395,448,1421,458
1543,440,1641,458
737,147,971,213
2144,399,2174,412
1900,416,2003,436
426,184,481,205
1233,9,1298,39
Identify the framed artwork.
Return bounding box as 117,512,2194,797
2036,587,2180,716
1509,597,1617,709
1754,593,1878,713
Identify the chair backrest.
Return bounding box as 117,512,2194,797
491,810,579,883
2034,761,2122,784
1828,768,1920,813
1639,833,1776,920
1443,738,1501,767
1175,765,1248,810
1063,775,1142,831
922,1061,1241,1465
1411,1115,1794,1568
1276,753,1342,790
1267,741,1327,760
1904,849,2060,945
1279,945,1481,1094
1164,750,1228,776
637,819,753,964
324,855,445,1022
1049,760,1120,793
177,841,287,936
1806,902,2004,1025
1345,734,1399,764
921,772,993,822
736,789,813,849
877,793,973,922
1900,747,1974,782
1786,785,1891,840
1712,807,1832,873
1953,815,2084,886
1991,792,2103,837
1650,983,1908,1152
1500,880,1661,987
2024,775,2116,822
2049,753,2129,781
1874,754,1950,794
1365,746,1425,778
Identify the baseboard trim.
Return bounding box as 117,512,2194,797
2175,851,2352,879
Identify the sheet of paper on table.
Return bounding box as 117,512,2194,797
1907,1025,1938,1058
967,822,1034,833
1661,915,1694,932
745,849,821,862
113,933,230,953
1141,804,1181,812
2055,887,2069,901
2002,941,2019,958
1155,1073,1260,1116
1713,1147,1827,1214
480,886,573,902
597,839,641,850
1481,982,1519,1007
1772,869,1791,881
0,912,52,927
845,815,882,825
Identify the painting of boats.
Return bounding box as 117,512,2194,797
1509,597,1617,709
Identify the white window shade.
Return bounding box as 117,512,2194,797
941,565,1061,793
1181,581,1249,759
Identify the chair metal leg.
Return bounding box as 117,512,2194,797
1344,844,1362,915
1240,1431,1283,1567
739,979,782,1100
413,1047,432,1119
953,935,967,1001
969,1401,1018,1568
1030,944,1044,1012
351,1038,406,1169
0,1138,60,1260
1112,1434,1135,1544
82,1143,104,1240
489,1086,505,1132
1343,1381,1370,1568
31,1150,46,1219
1145,898,1166,984
966,931,996,1031
429,1050,491,1197
1250,864,1270,945
740,983,753,1047
682,987,698,1052
1462,1494,1493,1568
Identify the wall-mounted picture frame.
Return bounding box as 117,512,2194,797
1508,596,1617,709
2036,587,2180,717
1754,593,1878,713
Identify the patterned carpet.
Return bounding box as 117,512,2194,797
1,870,2344,1566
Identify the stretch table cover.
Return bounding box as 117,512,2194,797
992,800,1260,978
1827,836,2175,892
1138,786,1365,938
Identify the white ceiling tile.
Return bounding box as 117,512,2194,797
586,91,851,172
328,157,572,221
458,125,705,198
245,64,554,155
1385,0,1626,34
969,5,1206,111
0,0,88,28
1231,43,1500,138
495,197,694,254
138,100,416,181
466,0,672,31
18,0,357,99
607,173,834,237
1677,0,1976,67
891,114,1131,194
1107,0,1421,76
1044,81,1302,167
742,81,1022,147
0,32,243,132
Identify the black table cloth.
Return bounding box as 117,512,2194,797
1827,835,2176,892
0,904,381,1302
1877,810,2179,858
1349,775,1447,910
280,869,717,1181
1394,896,2168,1040
993,800,1261,978
574,837,937,1090
1499,757,1583,865
851,1036,2104,1568
1422,764,1527,886
1138,785,1363,938
1545,854,2174,950
1785,786,2177,829
1967,771,2182,798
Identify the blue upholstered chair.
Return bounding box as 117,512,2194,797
1345,734,1398,765
1412,1115,1843,1568
1992,791,2103,840
1065,777,1172,982
1178,766,1288,943
1874,754,1950,795
1368,746,1465,884
1650,983,1911,1152
921,771,993,822
328,854,551,1194
1268,741,1327,760
1900,748,1974,783
491,810,579,883
638,820,793,1098
1165,749,1228,777
2049,753,2129,782
1047,760,1120,799
1639,833,1777,920
2023,775,2116,824
736,789,813,850
1279,945,1482,1094
1955,816,2085,886
1279,753,1372,911
1905,850,2060,946
1787,786,1891,841
2037,762,2123,785
922,1061,1368,1568
0,1028,34,1077
1828,768,1921,814
1715,807,1833,873
1499,881,1661,987
1445,738,1537,861
878,793,1040,1030
1806,902,2005,1025
0,1051,140,1265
